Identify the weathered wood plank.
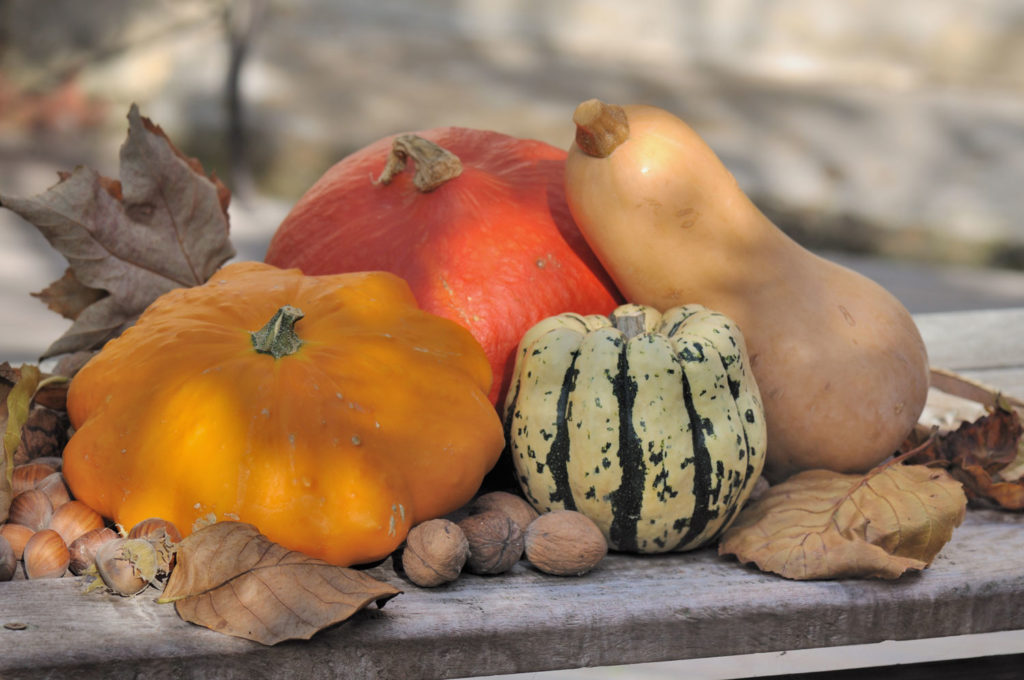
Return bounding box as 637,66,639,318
1,510,1023,679
915,308,1024,374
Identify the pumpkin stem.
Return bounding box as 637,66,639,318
374,134,463,192
251,305,305,359
573,99,630,158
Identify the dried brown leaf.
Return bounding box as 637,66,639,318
904,406,1024,510
0,104,235,358
718,462,967,580
31,267,107,321
158,522,401,645
0,362,70,409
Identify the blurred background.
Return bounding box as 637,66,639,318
1,1,1024,677
3,0,1024,363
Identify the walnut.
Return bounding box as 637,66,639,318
399,519,469,587
468,491,540,534
524,510,608,576
457,510,524,575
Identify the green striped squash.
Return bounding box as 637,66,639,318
503,303,766,553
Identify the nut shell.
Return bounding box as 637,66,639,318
0,535,16,582
468,491,539,534
8,489,53,532
524,510,608,576
127,517,183,544
35,472,71,509
400,518,469,587
94,537,157,596
49,500,105,547
23,528,70,579
0,523,34,560
69,526,119,575
11,462,57,495
457,510,524,575
127,518,181,574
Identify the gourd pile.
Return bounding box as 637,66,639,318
2,97,930,587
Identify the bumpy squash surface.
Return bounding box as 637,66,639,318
62,262,504,566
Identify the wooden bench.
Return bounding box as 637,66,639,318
2,307,1023,679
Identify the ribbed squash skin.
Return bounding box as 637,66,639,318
504,304,766,553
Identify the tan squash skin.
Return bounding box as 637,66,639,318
565,100,929,482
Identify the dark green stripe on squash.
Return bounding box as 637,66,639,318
504,303,766,554
547,350,581,510
673,366,714,550
607,336,644,553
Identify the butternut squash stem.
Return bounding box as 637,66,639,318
572,98,630,158
374,134,463,192
251,305,304,359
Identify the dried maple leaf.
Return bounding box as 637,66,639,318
718,462,966,580
0,104,235,358
157,522,401,645
904,405,1024,510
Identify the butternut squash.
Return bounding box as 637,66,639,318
564,99,929,482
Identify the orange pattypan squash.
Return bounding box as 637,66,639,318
62,261,504,566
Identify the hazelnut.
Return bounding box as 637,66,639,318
127,518,182,574
35,472,71,509
8,489,53,532
400,518,469,587
0,522,34,560
457,510,524,575
23,529,70,579
49,501,105,547
128,517,183,544
94,537,159,596
0,535,16,582
468,491,540,534
11,462,57,495
69,526,119,575
524,510,608,576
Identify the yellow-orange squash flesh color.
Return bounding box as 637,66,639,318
565,100,929,482
62,261,504,566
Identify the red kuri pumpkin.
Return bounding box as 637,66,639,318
264,128,622,406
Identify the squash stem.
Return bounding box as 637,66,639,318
573,99,630,158
374,134,463,192
251,305,304,359
611,308,649,339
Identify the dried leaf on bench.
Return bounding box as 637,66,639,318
718,463,966,580
903,405,1024,510
158,521,401,645
0,104,235,359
